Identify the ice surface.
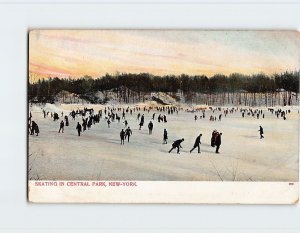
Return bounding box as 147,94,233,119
28,103,299,181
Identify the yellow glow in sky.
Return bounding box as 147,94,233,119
29,30,300,79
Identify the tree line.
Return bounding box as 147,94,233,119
28,71,299,105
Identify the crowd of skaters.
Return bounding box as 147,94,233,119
28,103,296,155
31,106,174,147
192,105,293,123
29,105,167,136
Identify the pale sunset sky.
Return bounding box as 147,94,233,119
29,30,300,80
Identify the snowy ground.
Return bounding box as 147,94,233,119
28,103,299,181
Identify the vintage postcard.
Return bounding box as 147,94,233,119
28,30,299,203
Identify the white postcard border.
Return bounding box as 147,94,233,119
29,181,299,204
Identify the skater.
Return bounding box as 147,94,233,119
148,121,153,134
152,113,155,120
64,115,69,126
82,119,87,131
107,119,111,128
139,115,144,130
215,132,222,153
53,113,59,121
259,126,264,139
76,122,82,136
168,138,184,154
58,120,64,133
163,115,167,123
163,129,168,144
125,127,132,142
71,110,76,120
211,130,217,147
141,114,144,123
190,134,202,154
120,129,125,145
87,118,92,130
35,124,39,136
30,121,37,135
139,121,144,130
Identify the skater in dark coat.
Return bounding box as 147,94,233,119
107,119,111,128
71,110,76,120
35,124,39,136
125,127,132,142
190,134,202,153
211,130,217,147
163,115,167,123
141,114,144,123
76,122,82,136
87,118,92,130
30,121,37,135
53,112,59,121
58,120,64,133
120,129,125,145
65,115,69,126
139,114,145,130
215,133,222,153
168,138,184,154
259,126,264,139
158,114,161,123
139,120,144,130
163,129,168,144
152,113,155,120
148,121,153,134
82,119,87,131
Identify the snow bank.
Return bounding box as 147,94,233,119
95,91,105,100
42,103,63,113
151,92,178,105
